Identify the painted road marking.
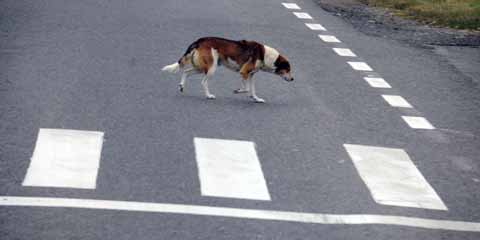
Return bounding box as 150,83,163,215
194,138,271,201
282,3,301,9
381,95,413,108
402,116,435,129
2,196,477,232
305,23,326,31
23,129,104,189
293,12,313,19
332,48,357,57
318,35,341,43
364,77,392,88
347,62,373,71
344,144,447,210
318,34,340,43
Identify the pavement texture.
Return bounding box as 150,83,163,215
1,0,480,239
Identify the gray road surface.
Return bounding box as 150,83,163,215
1,0,480,239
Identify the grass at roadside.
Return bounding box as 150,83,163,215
360,0,480,30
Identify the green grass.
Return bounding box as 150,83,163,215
360,0,480,30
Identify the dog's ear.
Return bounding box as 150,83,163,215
239,40,248,45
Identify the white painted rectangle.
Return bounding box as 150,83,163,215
23,128,104,189
282,3,301,9
382,95,413,108
194,138,271,201
344,144,447,210
318,35,341,43
293,12,313,19
364,77,392,88
402,116,435,129
348,62,373,71
333,48,357,57
305,23,326,31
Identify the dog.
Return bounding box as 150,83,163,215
162,37,293,103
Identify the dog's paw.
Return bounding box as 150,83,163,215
233,89,248,94
206,94,216,99
251,96,265,103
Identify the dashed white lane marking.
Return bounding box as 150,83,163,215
305,23,326,31
3,196,478,232
364,77,392,88
194,138,271,201
332,48,357,57
402,116,436,129
344,144,447,210
347,62,373,71
282,3,301,9
318,35,341,43
381,95,413,108
293,12,313,19
22,129,104,189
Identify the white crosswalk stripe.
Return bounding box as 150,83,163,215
318,34,341,43
402,116,436,129
23,128,104,189
193,137,271,201
363,77,392,88
332,48,357,57
282,3,301,9
293,12,313,19
344,144,447,210
305,23,326,31
381,95,413,108
347,61,373,71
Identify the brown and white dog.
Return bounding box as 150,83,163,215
162,37,293,103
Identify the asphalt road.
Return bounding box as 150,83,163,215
1,0,480,239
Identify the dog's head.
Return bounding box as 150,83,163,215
273,55,293,82
263,45,293,82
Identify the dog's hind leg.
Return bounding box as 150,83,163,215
233,78,249,94
201,75,215,99
201,48,219,99
179,68,199,92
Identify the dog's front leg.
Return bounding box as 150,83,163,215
248,77,265,103
239,61,263,102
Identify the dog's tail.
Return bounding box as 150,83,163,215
161,62,180,73
162,40,201,74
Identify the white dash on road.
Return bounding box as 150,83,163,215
282,3,301,9
347,62,373,71
305,23,326,31
293,12,313,19
364,77,392,88
2,196,478,232
333,48,357,57
318,35,341,43
344,144,447,210
194,138,271,201
23,128,104,189
381,95,413,108
402,116,435,129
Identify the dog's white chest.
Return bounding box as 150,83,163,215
263,45,279,69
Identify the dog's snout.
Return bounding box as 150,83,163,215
290,77,294,81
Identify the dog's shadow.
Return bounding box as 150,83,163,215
175,93,296,109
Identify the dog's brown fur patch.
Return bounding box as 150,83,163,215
179,37,267,78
